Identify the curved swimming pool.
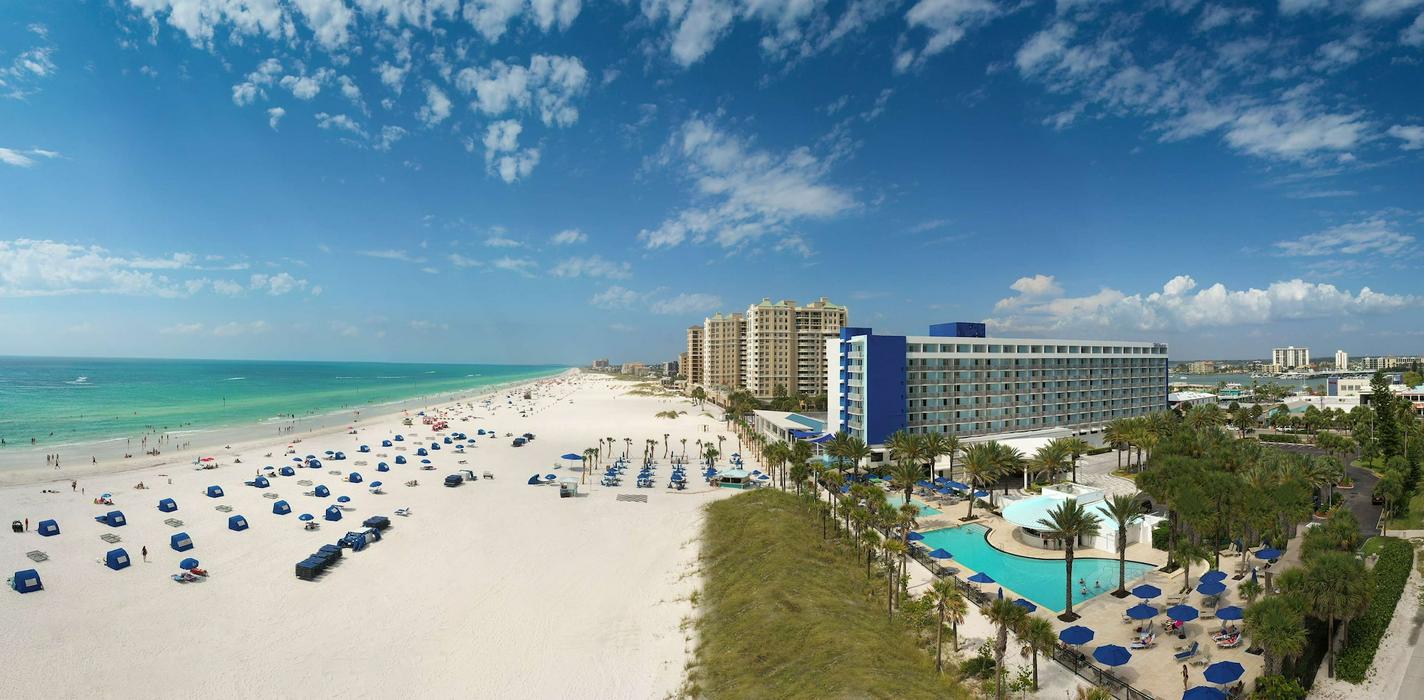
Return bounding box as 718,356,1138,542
917,523,1154,612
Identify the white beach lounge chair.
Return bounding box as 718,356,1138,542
395,507,411,517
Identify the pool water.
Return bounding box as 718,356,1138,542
887,494,942,517
918,523,1154,612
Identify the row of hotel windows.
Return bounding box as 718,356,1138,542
905,399,1162,419
907,391,1163,407
907,358,1168,368
903,343,1167,354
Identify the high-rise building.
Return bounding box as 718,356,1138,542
744,297,849,399
1272,346,1310,371
591,358,610,369
703,312,746,390
685,326,705,386
678,352,689,378
828,322,1169,446
1335,350,1348,371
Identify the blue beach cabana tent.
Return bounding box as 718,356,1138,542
377,462,389,472
279,466,296,476
394,434,404,442
228,514,249,531
359,445,370,452
314,485,330,497
334,452,346,460
37,519,59,536
206,485,224,498
416,448,428,456
443,437,452,444
97,510,126,527
252,476,270,488
11,568,42,593
394,455,407,465
170,531,194,551
272,500,292,515
158,498,178,512
324,505,343,522
105,548,131,571
348,472,363,484
382,440,393,447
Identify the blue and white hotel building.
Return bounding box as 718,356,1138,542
827,322,1169,447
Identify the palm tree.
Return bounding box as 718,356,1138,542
1036,498,1102,621
1295,551,1371,677
885,430,923,472
920,433,956,480
662,433,669,457
789,460,810,496
991,443,1024,502
679,437,687,461
581,447,597,484
1016,615,1057,691
1104,419,1130,471
889,458,923,508
983,598,1028,700
690,386,705,405
623,437,631,459
1245,596,1307,676
929,578,968,662
843,435,872,477
1170,540,1211,593
1053,437,1092,483
1029,442,1070,486
961,442,999,519
1103,493,1144,596
882,538,906,620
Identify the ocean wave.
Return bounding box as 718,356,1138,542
223,377,246,381
64,376,90,385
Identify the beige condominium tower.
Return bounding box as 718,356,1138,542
744,297,849,399
685,325,705,386
702,312,746,391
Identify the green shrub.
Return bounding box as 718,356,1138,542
1252,675,1307,700
1086,446,1113,456
1335,538,1414,682
1259,433,1304,444
1152,521,1172,550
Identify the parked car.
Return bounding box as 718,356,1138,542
511,437,527,447
443,474,464,487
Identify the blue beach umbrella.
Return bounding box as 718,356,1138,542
1012,599,1037,612
543,474,557,481
1126,603,1158,620
907,531,924,541
1254,547,1283,560
561,453,582,461
1131,584,1162,600
298,513,314,521
1093,644,1132,667
1200,570,1227,584
179,557,199,570
1215,605,1244,621
369,481,382,488
1183,687,1226,700
421,458,432,464
947,480,969,490
927,548,953,559
1167,604,1199,622
337,495,351,503
1203,661,1245,685
968,572,995,584
1196,580,1227,596
1059,625,1095,646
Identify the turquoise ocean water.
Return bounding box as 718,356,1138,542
0,356,565,451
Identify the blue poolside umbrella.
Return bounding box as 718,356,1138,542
1126,603,1158,620
1059,625,1095,646
1167,604,1199,622
1093,644,1132,667
1203,661,1245,685
337,495,351,503
1200,570,1227,584
1013,599,1037,612
369,481,382,488
179,557,199,570
973,490,989,498
927,548,952,559
1132,584,1162,599
1196,580,1227,596
421,458,432,464
907,531,925,542
947,480,968,490
1183,687,1226,700
1215,605,1243,621
1254,547,1283,560
968,572,995,584
543,474,557,481
936,487,952,495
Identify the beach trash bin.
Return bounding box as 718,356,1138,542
171,532,194,552
11,568,42,593
37,519,60,536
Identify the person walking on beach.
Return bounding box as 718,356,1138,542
141,546,148,563
71,480,76,492
1182,665,1188,690
24,518,29,531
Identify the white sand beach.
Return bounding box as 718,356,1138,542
0,372,741,699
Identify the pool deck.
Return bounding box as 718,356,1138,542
908,492,1265,700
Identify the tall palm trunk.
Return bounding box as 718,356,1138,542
934,605,945,672
1063,545,1076,619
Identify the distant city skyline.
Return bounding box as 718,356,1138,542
3,2,1423,364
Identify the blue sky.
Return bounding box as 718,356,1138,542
1,0,1422,365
